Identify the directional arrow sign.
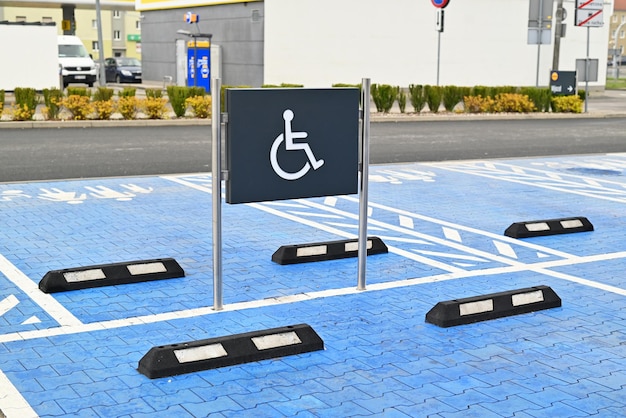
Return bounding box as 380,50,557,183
549,71,577,96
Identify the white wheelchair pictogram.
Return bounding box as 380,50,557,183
270,109,324,181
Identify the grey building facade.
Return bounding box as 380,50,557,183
140,2,264,86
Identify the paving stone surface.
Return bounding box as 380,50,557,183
1,154,625,417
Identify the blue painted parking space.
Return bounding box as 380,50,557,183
1,154,625,417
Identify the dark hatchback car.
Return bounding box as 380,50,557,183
104,57,142,83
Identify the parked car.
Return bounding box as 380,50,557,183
104,57,142,83
607,56,626,66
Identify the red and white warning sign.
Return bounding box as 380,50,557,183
575,0,604,27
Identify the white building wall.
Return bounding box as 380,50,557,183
265,0,611,88
0,23,59,90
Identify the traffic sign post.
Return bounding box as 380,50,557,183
431,0,451,85
574,0,603,112
209,82,371,309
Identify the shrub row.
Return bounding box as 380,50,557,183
1,84,586,121
372,84,584,114
0,86,212,121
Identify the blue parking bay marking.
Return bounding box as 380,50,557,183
0,156,625,417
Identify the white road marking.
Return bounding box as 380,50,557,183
0,369,38,418
399,215,414,229
340,195,576,259
0,254,82,327
412,249,487,262
443,227,462,242
21,316,41,325
0,295,19,316
3,249,626,345
428,161,626,203
493,241,518,259
287,211,343,219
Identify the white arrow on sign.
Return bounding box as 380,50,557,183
568,85,574,92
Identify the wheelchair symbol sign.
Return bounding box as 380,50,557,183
225,87,359,204
270,109,324,181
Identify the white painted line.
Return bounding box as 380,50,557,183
0,254,82,327
0,369,38,418
339,195,576,259
493,241,518,259
287,211,343,219
443,227,462,242
412,250,486,263
427,162,626,204
3,250,626,344
0,295,19,316
21,316,41,325
374,236,434,245
399,215,414,229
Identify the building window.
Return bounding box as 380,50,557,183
92,19,97,28
113,10,121,18
16,16,26,22
113,30,121,40
92,41,99,51
136,20,140,30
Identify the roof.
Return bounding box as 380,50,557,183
616,0,626,11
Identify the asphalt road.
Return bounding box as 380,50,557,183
1,117,626,182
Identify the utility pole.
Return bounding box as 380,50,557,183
552,0,564,70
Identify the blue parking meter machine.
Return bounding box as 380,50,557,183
186,40,211,93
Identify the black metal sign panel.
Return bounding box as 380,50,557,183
550,71,577,96
226,88,360,204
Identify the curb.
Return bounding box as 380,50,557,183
0,111,624,129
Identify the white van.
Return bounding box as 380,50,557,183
58,35,97,88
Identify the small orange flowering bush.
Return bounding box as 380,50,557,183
118,96,139,120
60,95,93,120
142,97,168,119
185,95,212,118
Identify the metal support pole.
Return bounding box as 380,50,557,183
212,77,223,310
613,22,626,80
194,37,198,87
95,0,106,86
436,31,442,86
552,0,564,72
585,27,590,113
357,78,371,291
536,0,543,87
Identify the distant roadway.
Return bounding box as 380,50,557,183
1,117,626,182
